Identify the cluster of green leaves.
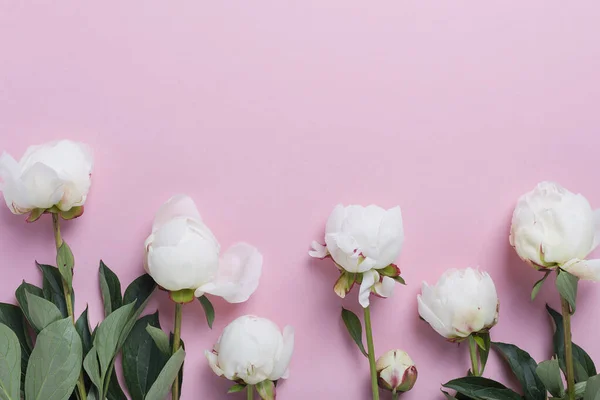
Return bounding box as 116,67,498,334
442,305,600,400
0,247,186,400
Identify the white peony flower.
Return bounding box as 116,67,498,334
376,350,418,393
205,315,294,387
144,195,262,303
418,268,499,340
510,181,600,281
0,140,93,219
309,204,404,308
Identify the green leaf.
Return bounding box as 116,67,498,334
443,377,522,400
556,270,578,314
75,307,93,357
584,374,600,400
197,296,215,329
94,302,135,375
107,368,127,400
474,336,486,351
536,359,564,398
478,333,491,372
256,380,275,400
56,242,74,290
341,308,367,357
26,291,63,332
144,348,185,400
0,323,21,400
546,305,596,382
123,274,156,312
228,384,247,393
25,318,83,400
15,281,44,330
123,313,169,400
0,303,32,384
145,325,170,355
492,342,545,400
83,347,103,392
99,261,123,318
531,271,551,301
38,263,72,318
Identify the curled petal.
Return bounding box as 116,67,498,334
308,241,329,259
153,194,202,231
562,258,600,281
197,243,263,303
373,276,395,298
205,350,224,377
269,325,294,381
359,270,378,308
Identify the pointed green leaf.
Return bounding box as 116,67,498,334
492,342,545,400
123,313,169,400
56,242,74,290
15,281,44,330
197,296,215,329
478,333,491,372
0,323,21,400
145,325,170,355
531,271,551,301
99,261,123,318
536,359,564,397
442,376,522,400
0,303,32,384
94,303,135,374
25,318,83,400
123,274,156,312
584,374,600,400
107,368,127,400
25,291,63,332
473,336,486,351
83,347,103,392
144,348,185,400
38,263,72,318
556,270,578,314
256,380,275,400
341,308,367,357
75,307,93,357
228,383,247,393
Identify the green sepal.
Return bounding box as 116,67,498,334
531,271,551,301
169,289,195,304
392,275,406,285
26,208,45,223
378,264,401,277
60,206,85,220
556,270,578,314
256,380,275,400
228,383,246,393
333,272,356,298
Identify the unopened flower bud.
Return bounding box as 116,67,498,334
376,350,417,393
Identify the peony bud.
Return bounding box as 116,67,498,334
376,350,417,393
418,268,498,340
0,140,93,220
510,181,600,281
309,204,404,307
144,195,262,303
205,315,294,390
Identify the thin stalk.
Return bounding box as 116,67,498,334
561,296,575,400
247,385,254,400
468,335,480,377
172,302,183,400
392,392,399,400
364,306,380,400
52,214,86,400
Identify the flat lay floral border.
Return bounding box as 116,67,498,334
0,139,598,400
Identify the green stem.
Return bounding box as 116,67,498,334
52,214,86,400
561,296,575,400
364,306,380,400
172,302,183,400
468,335,480,377
247,385,254,400
392,392,399,400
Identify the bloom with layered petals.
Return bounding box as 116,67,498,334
309,204,404,307
376,350,418,393
418,268,498,340
144,195,262,303
205,315,294,387
510,181,600,281
0,140,93,219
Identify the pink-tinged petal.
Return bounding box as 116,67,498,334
562,258,600,281
152,194,201,231
359,270,378,308
308,241,329,259
199,243,263,303
269,325,294,381
373,276,395,298
204,350,224,377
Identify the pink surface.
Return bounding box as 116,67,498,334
1,2,600,399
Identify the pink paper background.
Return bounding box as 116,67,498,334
1,2,600,399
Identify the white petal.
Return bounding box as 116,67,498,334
0,152,31,213
152,194,202,231
205,350,224,377
269,325,294,381
308,241,329,259
417,294,452,338
591,209,600,253
373,276,395,298
20,162,63,209
358,270,378,308
562,258,600,281
198,243,262,303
